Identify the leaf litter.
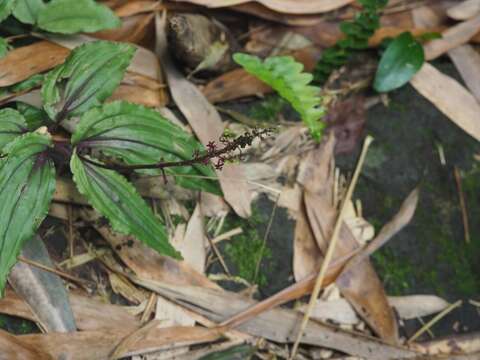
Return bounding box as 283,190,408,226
0,1,478,359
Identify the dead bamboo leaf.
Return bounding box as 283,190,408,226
448,45,480,102
133,277,420,359
0,289,141,332
19,329,128,360
171,0,354,14
155,13,252,217
177,205,207,273
0,329,52,360
115,1,162,17
109,84,166,107
110,322,222,359
298,294,450,325
8,235,76,333
94,13,155,45
0,41,69,87
298,134,398,344
447,0,480,20
424,14,480,60
410,62,480,142
82,210,220,290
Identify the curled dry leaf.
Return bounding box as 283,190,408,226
156,13,252,218
171,0,355,15
410,62,480,142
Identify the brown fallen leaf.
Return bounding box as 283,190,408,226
0,41,69,87
231,3,325,26
114,1,162,17
447,0,480,21
81,209,220,290
448,45,480,103
297,135,398,343
0,329,52,360
133,277,420,360
171,0,355,14
93,13,155,45
110,322,222,359
156,13,252,218
218,184,418,343
19,329,129,360
109,84,166,107
178,204,207,273
410,62,480,142
424,14,480,60
0,289,141,332
298,294,450,325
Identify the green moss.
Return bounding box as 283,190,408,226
372,248,414,295
248,95,286,122
222,209,272,286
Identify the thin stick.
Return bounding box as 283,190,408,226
453,166,470,243
206,234,232,276
68,204,75,259
253,196,279,285
18,256,92,288
211,227,243,245
408,300,462,343
289,135,374,359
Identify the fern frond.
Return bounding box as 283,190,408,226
233,53,325,141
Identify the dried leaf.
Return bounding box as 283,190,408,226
300,135,398,343
0,289,141,332
447,0,480,20
110,322,222,359
177,205,207,273
171,0,355,14
424,14,480,60
448,45,480,102
0,41,69,87
410,62,480,142
155,13,252,218
82,210,220,290
0,329,52,360
133,277,419,360
8,236,76,332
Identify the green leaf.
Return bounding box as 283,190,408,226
13,0,45,24
16,102,48,130
72,101,220,194
0,0,16,22
374,32,424,93
233,53,325,141
11,73,43,92
37,0,120,34
70,152,181,259
0,37,8,58
41,41,135,121
0,108,27,151
0,132,56,293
